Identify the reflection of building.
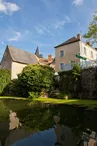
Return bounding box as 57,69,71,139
0,45,55,79
55,34,97,72
54,124,76,146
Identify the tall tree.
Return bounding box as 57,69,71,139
84,11,97,45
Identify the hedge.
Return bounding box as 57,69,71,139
0,69,11,95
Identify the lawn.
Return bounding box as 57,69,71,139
0,96,97,108
37,98,97,108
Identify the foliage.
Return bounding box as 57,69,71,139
0,69,11,95
72,64,81,81
29,92,40,99
49,90,69,99
84,10,97,45
18,64,55,97
58,64,81,98
2,79,22,97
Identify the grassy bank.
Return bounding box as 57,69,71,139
0,97,97,108
37,98,97,108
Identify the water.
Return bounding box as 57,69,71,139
0,103,97,146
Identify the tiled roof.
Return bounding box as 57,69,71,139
7,45,39,64
55,37,80,48
39,58,54,65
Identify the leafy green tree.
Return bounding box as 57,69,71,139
0,69,11,95
84,11,97,45
18,65,55,97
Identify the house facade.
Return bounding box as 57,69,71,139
1,45,55,79
1,45,39,79
55,34,97,72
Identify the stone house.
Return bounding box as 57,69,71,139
1,45,39,79
1,45,55,79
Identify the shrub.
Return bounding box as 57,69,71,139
72,64,81,81
49,90,68,99
3,79,22,97
0,69,11,95
18,64,55,97
29,92,40,99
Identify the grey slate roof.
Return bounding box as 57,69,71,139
55,37,80,48
7,45,39,64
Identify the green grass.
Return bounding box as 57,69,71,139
0,96,30,100
0,96,97,109
36,98,97,108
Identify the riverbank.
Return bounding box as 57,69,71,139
0,97,97,109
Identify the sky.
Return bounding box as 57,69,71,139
0,0,97,60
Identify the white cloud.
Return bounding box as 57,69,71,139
0,0,20,15
8,31,22,41
1,41,4,45
73,0,83,6
35,25,53,36
35,27,46,35
54,16,71,29
8,30,30,42
32,40,52,47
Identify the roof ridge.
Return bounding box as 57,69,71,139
55,36,80,48
8,45,34,55
7,45,39,64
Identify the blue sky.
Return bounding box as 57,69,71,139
0,0,97,60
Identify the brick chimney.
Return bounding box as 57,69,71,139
77,34,81,40
48,55,53,62
87,41,91,46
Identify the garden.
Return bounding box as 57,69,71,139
0,64,97,146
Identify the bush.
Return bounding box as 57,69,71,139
0,69,11,95
18,64,55,97
29,92,40,99
49,90,68,99
3,79,22,97
72,64,81,81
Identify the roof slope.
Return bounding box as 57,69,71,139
7,45,39,64
55,37,80,48
39,58,54,65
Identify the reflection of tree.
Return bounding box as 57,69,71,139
0,99,97,146
17,103,57,132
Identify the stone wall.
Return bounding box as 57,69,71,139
79,67,97,99
58,67,97,99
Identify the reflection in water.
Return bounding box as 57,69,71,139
9,110,22,130
53,115,76,146
0,103,97,146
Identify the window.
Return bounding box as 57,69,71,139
91,51,93,58
60,63,64,70
96,54,97,60
84,47,87,55
60,50,64,57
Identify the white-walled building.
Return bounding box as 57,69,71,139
55,34,97,72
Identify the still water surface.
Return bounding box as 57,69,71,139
0,103,97,146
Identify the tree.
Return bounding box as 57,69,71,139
84,11,97,45
18,64,55,97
